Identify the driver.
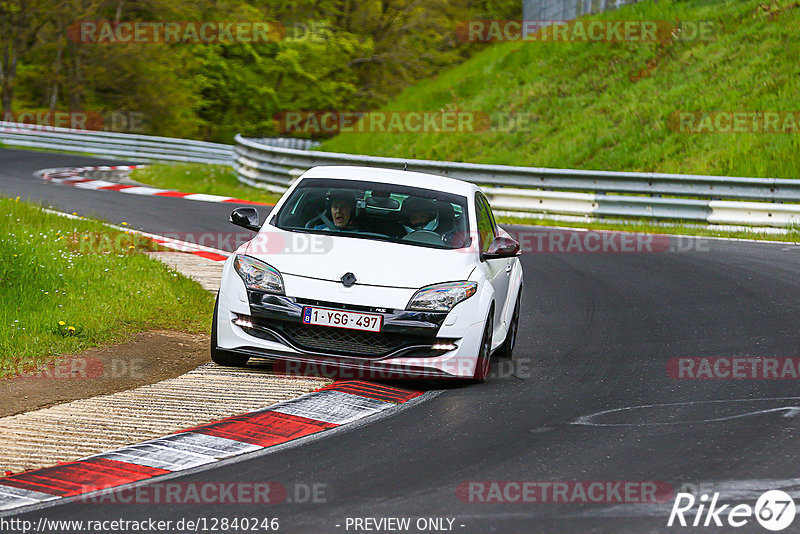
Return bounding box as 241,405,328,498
315,189,358,231
401,197,439,234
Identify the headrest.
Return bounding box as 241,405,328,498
401,197,437,216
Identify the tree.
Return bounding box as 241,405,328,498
4,0,522,137
0,0,49,113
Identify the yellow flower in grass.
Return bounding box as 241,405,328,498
68,326,75,332
58,321,65,326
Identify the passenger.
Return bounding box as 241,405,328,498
401,197,439,234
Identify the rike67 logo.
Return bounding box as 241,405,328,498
668,490,796,531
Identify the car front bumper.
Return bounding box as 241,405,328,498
216,282,485,380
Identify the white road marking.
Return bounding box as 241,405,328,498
119,186,168,196
94,443,219,471
155,432,262,457
73,179,117,189
270,390,391,425
572,396,800,426
183,193,234,202
0,486,59,511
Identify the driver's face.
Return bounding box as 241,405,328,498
409,210,435,227
331,201,352,228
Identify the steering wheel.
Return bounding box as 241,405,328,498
305,212,337,231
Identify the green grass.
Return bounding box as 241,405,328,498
0,197,214,377
499,215,800,242
130,163,281,204
320,0,800,180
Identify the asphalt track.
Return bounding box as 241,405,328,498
3,147,800,533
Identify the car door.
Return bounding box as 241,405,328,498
476,192,510,335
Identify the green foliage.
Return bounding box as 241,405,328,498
193,23,369,142
322,0,800,180
5,0,521,142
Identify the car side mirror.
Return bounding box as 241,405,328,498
230,207,261,232
482,235,520,260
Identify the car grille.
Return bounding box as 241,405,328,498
271,321,432,357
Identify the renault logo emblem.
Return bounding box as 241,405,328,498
341,272,357,287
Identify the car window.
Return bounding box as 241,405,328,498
475,192,497,253
272,178,471,250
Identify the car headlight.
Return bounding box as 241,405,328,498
406,282,478,312
233,255,284,294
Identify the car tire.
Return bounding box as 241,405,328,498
211,293,250,367
471,309,494,383
496,286,521,360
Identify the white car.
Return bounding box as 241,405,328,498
212,165,523,382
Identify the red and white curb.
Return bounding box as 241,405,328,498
43,208,232,263
0,381,422,512
144,233,230,262
40,166,270,206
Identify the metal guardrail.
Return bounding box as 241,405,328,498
249,137,320,150
522,0,644,24
233,134,800,228
521,0,646,37
0,122,233,165
4,121,795,228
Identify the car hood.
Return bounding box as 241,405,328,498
244,228,475,289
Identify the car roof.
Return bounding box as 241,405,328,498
298,166,478,197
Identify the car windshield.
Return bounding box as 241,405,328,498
272,178,471,250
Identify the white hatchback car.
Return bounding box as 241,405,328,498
212,165,523,382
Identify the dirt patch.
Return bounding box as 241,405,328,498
0,330,209,417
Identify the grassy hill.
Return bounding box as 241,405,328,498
320,0,800,179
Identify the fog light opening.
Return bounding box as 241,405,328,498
233,314,254,328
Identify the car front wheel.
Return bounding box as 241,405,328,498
211,294,250,367
497,287,521,360
471,310,493,383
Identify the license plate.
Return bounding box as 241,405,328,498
302,306,382,332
